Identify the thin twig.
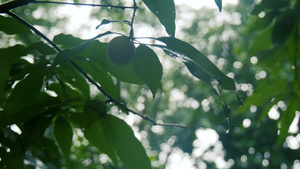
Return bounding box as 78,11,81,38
33,1,137,10
6,11,186,129
129,0,138,39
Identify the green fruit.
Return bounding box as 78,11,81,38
106,36,136,66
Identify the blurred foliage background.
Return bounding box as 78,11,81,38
0,0,299,168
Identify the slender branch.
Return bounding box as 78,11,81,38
0,0,137,13
6,11,61,51
6,11,186,129
33,1,137,10
129,0,138,39
0,0,34,13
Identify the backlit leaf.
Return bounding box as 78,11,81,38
159,37,235,90
249,26,272,55
100,115,151,169
53,33,86,49
133,45,162,96
142,0,176,36
84,121,119,168
55,62,90,99
240,79,289,111
277,96,299,146
76,60,120,100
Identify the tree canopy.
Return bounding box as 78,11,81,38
0,0,299,168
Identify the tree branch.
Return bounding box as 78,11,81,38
6,10,186,129
0,0,137,13
0,0,34,13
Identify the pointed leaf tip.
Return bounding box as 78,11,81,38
142,0,176,36
133,45,162,97
214,0,222,12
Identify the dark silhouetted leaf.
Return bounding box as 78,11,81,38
100,115,151,169
272,11,296,45
55,62,90,100
53,33,86,49
133,45,162,96
84,121,119,168
1,92,60,125
52,43,89,67
0,15,32,35
142,0,176,36
26,42,57,55
214,0,222,12
4,68,47,116
76,59,120,100
0,45,27,103
84,100,107,119
54,116,73,158
96,19,112,29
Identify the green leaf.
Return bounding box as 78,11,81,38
249,26,272,55
84,121,119,168
52,42,90,67
96,19,112,29
0,45,27,102
52,32,112,67
0,15,32,35
48,83,81,102
159,37,235,90
2,92,60,125
54,116,73,158
214,0,222,12
251,0,289,15
53,33,86,49
55,62,90,99
246,11,279,33
272,10,296,45
84,100,107,119
88,43,143,84
76,60,120,100
100,115,151,169
184,61,213,84
240,79,289,111
277,96,299,146
26,42,57,55
133,45,162,96
142,0,176,36
3,68,47,115
257,45,288,76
